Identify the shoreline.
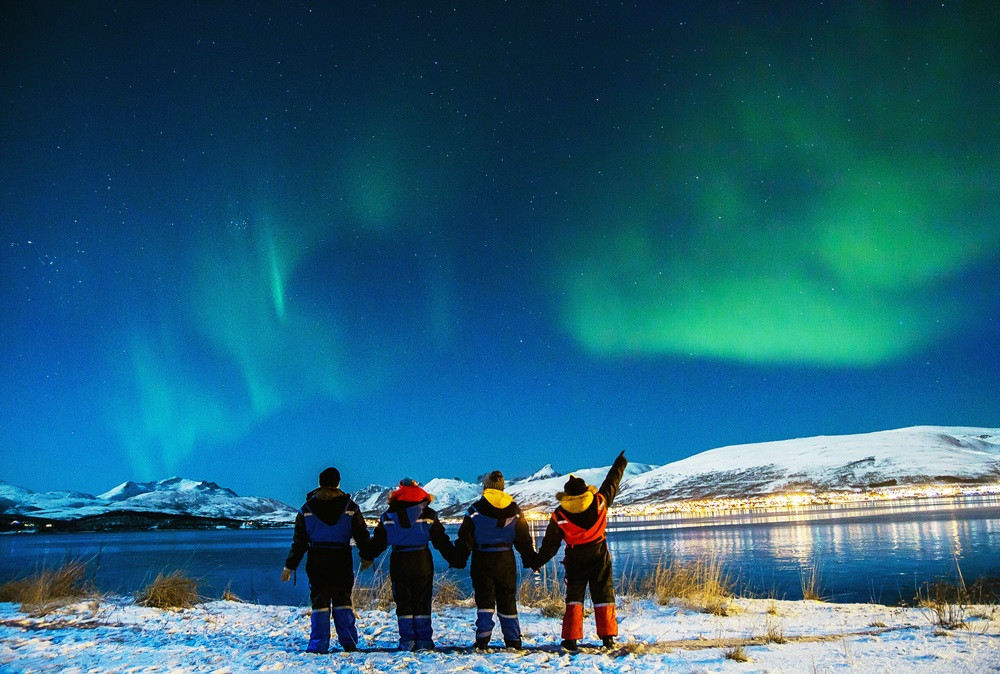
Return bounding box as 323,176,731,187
2,595,997,672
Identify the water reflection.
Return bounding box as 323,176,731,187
528,494,1000,602
1,496,998,605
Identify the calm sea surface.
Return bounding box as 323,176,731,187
1,495,997,605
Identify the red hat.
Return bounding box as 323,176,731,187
389,477,432,504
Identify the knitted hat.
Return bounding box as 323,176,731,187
319,467,341,488
483,470,505,491
390,478,432,504
563,474,588,496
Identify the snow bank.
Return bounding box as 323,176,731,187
2,596,997,672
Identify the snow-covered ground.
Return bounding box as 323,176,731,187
2,595,997,672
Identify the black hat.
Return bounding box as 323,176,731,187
319,467,341,488
563,475,588,496
483,470,505,491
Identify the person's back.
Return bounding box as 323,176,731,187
282,467,370,653
363,478,457,651
455,471,536,649
534,451,628,650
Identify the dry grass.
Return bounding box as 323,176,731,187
800,562,824,601
354,572,394,612
763,614,787,644
220,582,242,602
0,561,96,612
518,568,565,618
434,576,470,606
724,643,750,662
135,570,201,609
916,580,968,629
640,558,736,616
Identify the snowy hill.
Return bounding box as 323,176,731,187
510,464,561,484
619,426,1000,503
350,426,1000,516
0,477,296,524
352,484,391,515
10,426,995,525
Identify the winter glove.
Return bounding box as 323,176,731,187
280,567,292,583
359,558,374,571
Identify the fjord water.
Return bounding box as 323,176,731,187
1,495,997,606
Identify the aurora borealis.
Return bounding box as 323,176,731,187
2,2,998,505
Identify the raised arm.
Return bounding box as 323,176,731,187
599,450,629,508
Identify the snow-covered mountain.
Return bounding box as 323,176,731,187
348,426,1000,516
0,477,296,524
618,426,1000,503
11,426,993,526
352,483,391,515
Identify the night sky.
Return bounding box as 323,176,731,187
2,2,999,507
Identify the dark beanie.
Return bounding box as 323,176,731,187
563,474,588,496
319,467,341,488
483,470,505,491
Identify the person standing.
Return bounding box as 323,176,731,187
453,470,537,649
533,450,628,650
281,467,371,653
361,478,457,651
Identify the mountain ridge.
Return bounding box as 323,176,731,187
4,426,998,525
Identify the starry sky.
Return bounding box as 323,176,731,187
2,2,999,507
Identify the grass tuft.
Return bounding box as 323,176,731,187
799,562,824,601
641,557,735,615
0,561,96,611
518,568,565,618
763,614,787,643
354,572,394,612
220,582,242,602
135,570,201,609
724,643,750,662
433,576,470,606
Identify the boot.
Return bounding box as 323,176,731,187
561,639,578,651
475,609,494,649
332,607,359,652
498,613,522,648
602,636,615,648
307,609,331,654
504,638,523,650
594,603,619,641
397,615,415,651
413,615,434,650
561,602,584,641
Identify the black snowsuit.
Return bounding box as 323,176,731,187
365,496,457,650
284,487,371,652
535,452,628,641
454,489,537,647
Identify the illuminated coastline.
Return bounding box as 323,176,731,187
518,482,1000,522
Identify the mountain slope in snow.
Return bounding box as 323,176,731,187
620,426,1000,503
1,478,296,523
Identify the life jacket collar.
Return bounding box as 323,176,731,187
482,488,513,509
556,485,597,514
554,493,608,547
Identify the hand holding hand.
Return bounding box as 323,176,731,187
280,567,292,583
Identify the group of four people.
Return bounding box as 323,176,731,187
281,450,629,654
